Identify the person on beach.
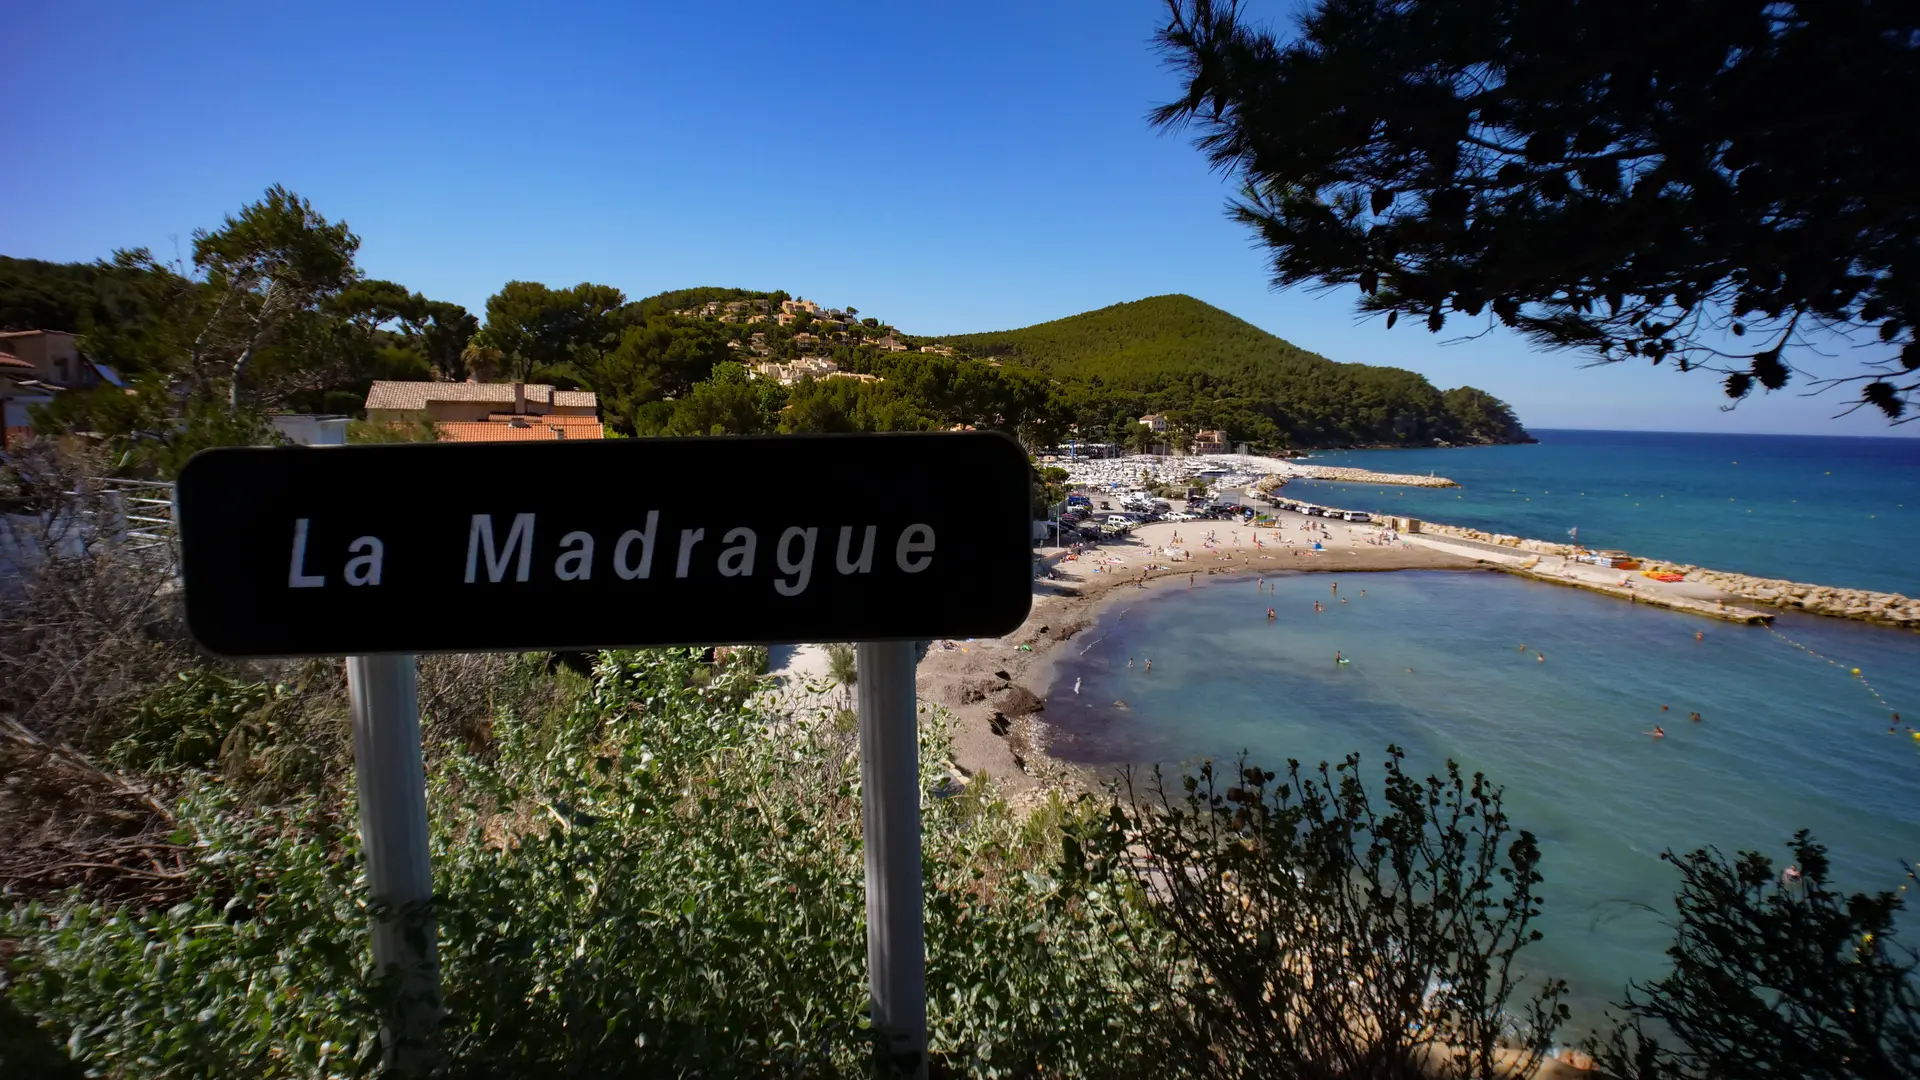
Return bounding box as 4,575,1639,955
1189,573,1195,588
1073,677,1082,695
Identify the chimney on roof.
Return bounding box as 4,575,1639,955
513,382,526,414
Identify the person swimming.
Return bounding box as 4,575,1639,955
1536,652,1545,662
1267,608,1276,620
1647,726,1666,738
1690,711,1702,722
1334,651,1349,665
1144,659,1152,672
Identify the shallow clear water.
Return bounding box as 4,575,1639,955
1044,571,1920,1027
1295,429,1920,596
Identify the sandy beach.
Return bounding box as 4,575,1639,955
914,510,1481,800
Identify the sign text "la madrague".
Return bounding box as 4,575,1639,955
177,433,1033,656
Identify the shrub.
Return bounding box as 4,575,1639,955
0,442,193,750
1073,747,1569,1080
1593,832,1920,1080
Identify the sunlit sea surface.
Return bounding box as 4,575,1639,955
1293,429,1920,596
1043,570,1920,1030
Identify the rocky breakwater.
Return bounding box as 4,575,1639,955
1416,523,1920,631
1418,522,1582,556
1636,563,1920,631
1288,466,1461,488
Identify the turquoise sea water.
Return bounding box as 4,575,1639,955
1293,429,1920,596
1044,571,1920,1031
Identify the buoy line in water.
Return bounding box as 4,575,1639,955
1765,624,1909,729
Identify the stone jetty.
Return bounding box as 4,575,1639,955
1642,564,1919,630
1274,466,1461,488
1412,522,1919,630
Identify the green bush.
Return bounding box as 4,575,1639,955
1593,832,1920,1080
4,649,1160,1078
107,670,277,771
1072,749,1569,1080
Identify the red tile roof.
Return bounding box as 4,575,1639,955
437,420,605,442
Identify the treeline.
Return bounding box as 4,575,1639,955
2,187,1526,476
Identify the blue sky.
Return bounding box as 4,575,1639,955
2,0,1908,436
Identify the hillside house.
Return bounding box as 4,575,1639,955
873,336,909,352
751,357,848,386
919,344,954,356
1192,429,1227,453
363,380,602,441
1138,413,1168,433
0,330,127,448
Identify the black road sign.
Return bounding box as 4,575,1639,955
176,432,1034,657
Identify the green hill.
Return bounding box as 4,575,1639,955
946,294,1529,449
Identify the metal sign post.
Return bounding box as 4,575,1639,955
346,654,440,1071
856,640,926,1078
